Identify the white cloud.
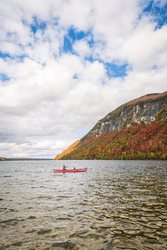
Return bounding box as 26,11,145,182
0,0,167,158
73,40,91,58
153,0,167,7
122,19,167,70
59,0,94,31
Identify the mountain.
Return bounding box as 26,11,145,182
53,140,80,160
0,157,5,161
54,91,167,160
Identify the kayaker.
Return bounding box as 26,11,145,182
73,167,76,170
63,165,66,170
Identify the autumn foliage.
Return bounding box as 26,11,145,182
54,140,80,160
125,91,167,106
60,121,167,160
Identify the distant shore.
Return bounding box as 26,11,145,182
0,158,53,161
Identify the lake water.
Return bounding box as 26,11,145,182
0,160,167,250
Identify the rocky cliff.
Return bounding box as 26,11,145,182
83,91,167,140
55,91,167,160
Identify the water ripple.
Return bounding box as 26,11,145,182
0,160,167,249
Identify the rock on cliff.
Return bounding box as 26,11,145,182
54,91,167,160
84,91,167,139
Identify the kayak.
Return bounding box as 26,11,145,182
53,168,87,173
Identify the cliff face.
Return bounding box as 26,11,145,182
88,91,167,138
55,91,167,160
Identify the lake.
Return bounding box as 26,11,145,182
0,160,167,249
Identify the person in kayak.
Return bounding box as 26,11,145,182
63,165,66,170
73,167,76,170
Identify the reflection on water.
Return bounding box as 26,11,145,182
0,160,167,249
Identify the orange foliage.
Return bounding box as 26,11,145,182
54,140,80,160
60,121,167,160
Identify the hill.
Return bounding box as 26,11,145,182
55,91,167,160
0,157,5,161
53,140,80,160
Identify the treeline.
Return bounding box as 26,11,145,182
60,120,167,160
0,158,52,161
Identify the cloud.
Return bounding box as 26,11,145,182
73,40,92,58
122,18,167,70
59,0,94,30
0,0,167,158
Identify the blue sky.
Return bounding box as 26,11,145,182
0,0,167,158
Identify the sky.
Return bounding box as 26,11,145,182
0,0,167,158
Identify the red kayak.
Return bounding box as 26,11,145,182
53,168,87,173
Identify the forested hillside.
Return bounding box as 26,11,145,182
55,91,167,160
53,140,80,160
60,120,167,160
